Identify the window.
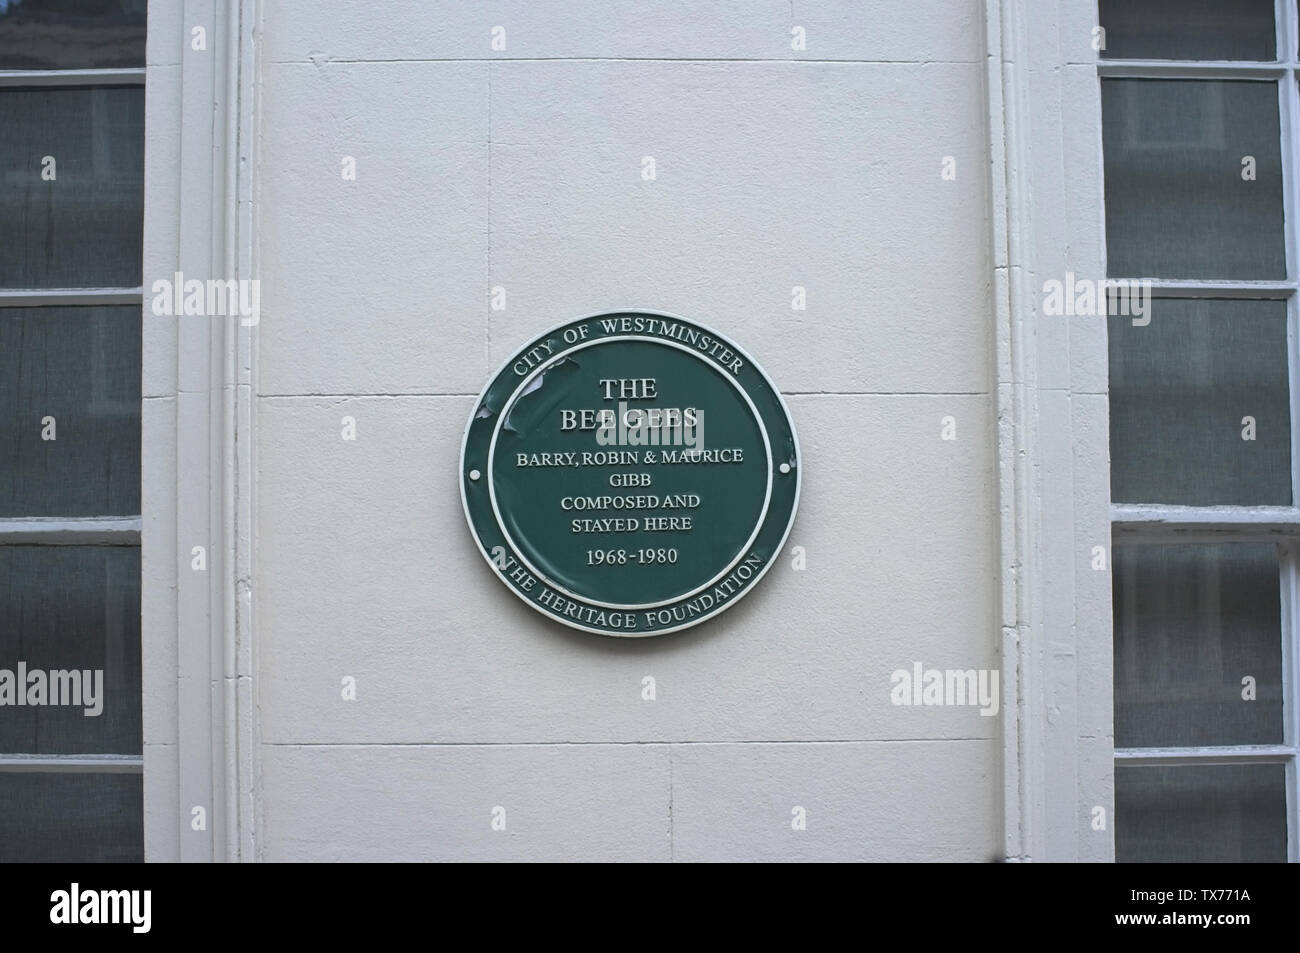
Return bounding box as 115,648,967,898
0,0,146,862
1100,0,1299,861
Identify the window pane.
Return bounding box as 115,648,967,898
1114,544,1282,748
0,546,141,755
1099,0,1276,61
0,772,142,862
0,86,144,288
1109,298,1291,506
1116,764,1286,862
0,306,141,517
0,0,145,70
1102,80,1284,280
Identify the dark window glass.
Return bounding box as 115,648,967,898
0,772,142,861
0,306,141,517
0,86,144,288
1109,299,1291,506
0,0,146,70
1116,764,1287,862
1099,0,1276,61
0,546,141,755
1114,544,1282,748
1102,80,1285,280
0,0,146,868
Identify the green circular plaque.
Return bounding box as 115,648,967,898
460,311,800,636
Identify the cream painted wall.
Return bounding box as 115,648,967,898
251,0,998,862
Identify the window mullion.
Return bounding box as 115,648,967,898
1099,61,1286,79
1282,65,1300,512
0,69,144,88
1279,0,1298,65
1136,280,1295,297
1112,504,1300,534
1280,541,1300,860
1280,24,1300,859
0,288,142,307
0,755,143,774
0,517,141,545
1115,745,1296,764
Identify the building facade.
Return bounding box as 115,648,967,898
1,0,1295,862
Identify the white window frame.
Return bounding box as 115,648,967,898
1101,0,1300,863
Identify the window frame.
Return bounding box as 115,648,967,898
0,67,145,784
1101,0,1300,863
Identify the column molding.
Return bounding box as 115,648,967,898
985,0,1114,862
142,0,259,862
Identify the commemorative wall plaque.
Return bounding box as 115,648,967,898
460,311,800,636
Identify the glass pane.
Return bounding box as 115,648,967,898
0,306,141,517
1102,80,1285,280
0,0,145,70
0,86,144,288
1109,298,1291,506
1116,764,1286,862
1114,544,1282,748
0,772,142,862
1099,0,1276,61
0,546,141,755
